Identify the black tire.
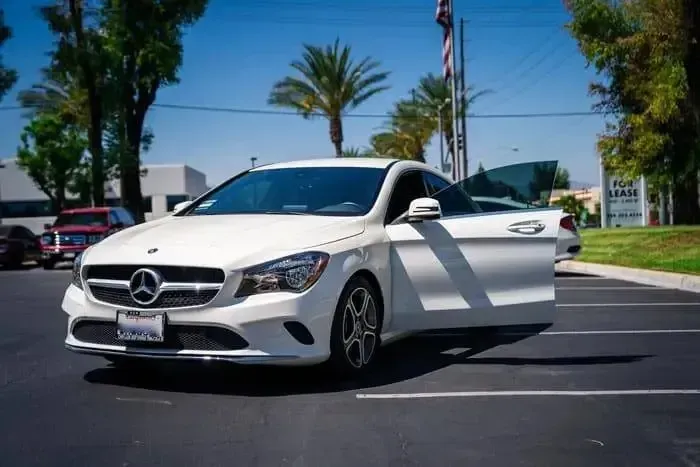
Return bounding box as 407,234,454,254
42,259,55,270
7,250,24,269
327,275,383,376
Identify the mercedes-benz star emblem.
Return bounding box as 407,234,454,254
147,248,158,254
129,268,163,305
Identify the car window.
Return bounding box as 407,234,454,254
53,212,109,227
471,200,508,213
109,211,120,225
461,161,559,210
116,207,136,225
14,226,36,240
385,171,428,224
182,166,388,217
423,172,481,217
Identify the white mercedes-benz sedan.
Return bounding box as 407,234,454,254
63,157,563,375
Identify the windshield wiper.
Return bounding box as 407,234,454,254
259,210,311,216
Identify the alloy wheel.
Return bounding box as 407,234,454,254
341,287,378,369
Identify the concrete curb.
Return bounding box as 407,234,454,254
555,260,700,294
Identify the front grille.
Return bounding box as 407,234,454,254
85,265,225,283
58,234,87,245
48,232,103,246
72,320,249,351
89,285,219,309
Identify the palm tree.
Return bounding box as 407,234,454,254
413,73,492,161
17,68,87,126
341,146,375,157
268,39,391,157
369,99,433,162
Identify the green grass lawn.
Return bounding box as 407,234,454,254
578,226,700,275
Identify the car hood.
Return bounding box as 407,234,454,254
84,214,366,268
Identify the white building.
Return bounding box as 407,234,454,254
0,158,210,233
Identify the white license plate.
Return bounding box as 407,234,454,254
116,310,165,342
63,252,75,259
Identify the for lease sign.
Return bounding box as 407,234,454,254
605,176,646,227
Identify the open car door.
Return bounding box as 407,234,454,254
385,160,562,332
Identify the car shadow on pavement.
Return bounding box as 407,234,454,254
554,271,600,278
82,326,653,397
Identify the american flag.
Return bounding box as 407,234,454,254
435,0,453,81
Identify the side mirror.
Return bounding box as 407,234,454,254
406,198,442,223
43,223,52,231
173,201,192,213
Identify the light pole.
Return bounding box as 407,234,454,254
437,98,451,176
0,161,5,225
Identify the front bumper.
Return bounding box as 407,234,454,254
62,273,339,366
42,247,87,262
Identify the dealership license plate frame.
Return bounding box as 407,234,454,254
116,310,165,343
63,252,75,259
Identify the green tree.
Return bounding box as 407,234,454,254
99,0,208,222
18,66,154,206
552,194,586,223
39,0,111,207
369,73,491,164
16,112,87,212
341,146,374,157
371,99,434,162
39,0,208,221
412,73,491,164
268,39,391,157
566,0,700,223
553,167,571,190
476,162,486,173
0,9,18,102
685,0,700,131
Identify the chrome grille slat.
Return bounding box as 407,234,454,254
88,284,220,309
85,264,225,283
83,265,226,309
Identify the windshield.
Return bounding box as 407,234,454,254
53,212,108,227
182,166,387,217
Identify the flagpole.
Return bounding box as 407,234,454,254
459,17,468,177
448,0,461,180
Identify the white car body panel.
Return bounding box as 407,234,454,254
385,209,561,331
62,158,561,367
87,214,367,268
470,196,582,263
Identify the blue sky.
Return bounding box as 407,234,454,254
1,0,605,186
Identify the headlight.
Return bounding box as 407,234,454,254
234,251,330,298
71,252,84,290
40,234,54,246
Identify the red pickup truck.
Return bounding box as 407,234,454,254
39,206,136,269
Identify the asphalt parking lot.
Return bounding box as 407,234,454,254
1,266,700,467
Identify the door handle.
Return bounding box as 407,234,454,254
507,221,546,235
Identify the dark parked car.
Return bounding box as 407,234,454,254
0,224,42,268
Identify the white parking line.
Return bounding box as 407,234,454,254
538,329,700,336
356,390,700,400
116,397,173,406
558,303,700,307
420,329,700,337
556,286,660,290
